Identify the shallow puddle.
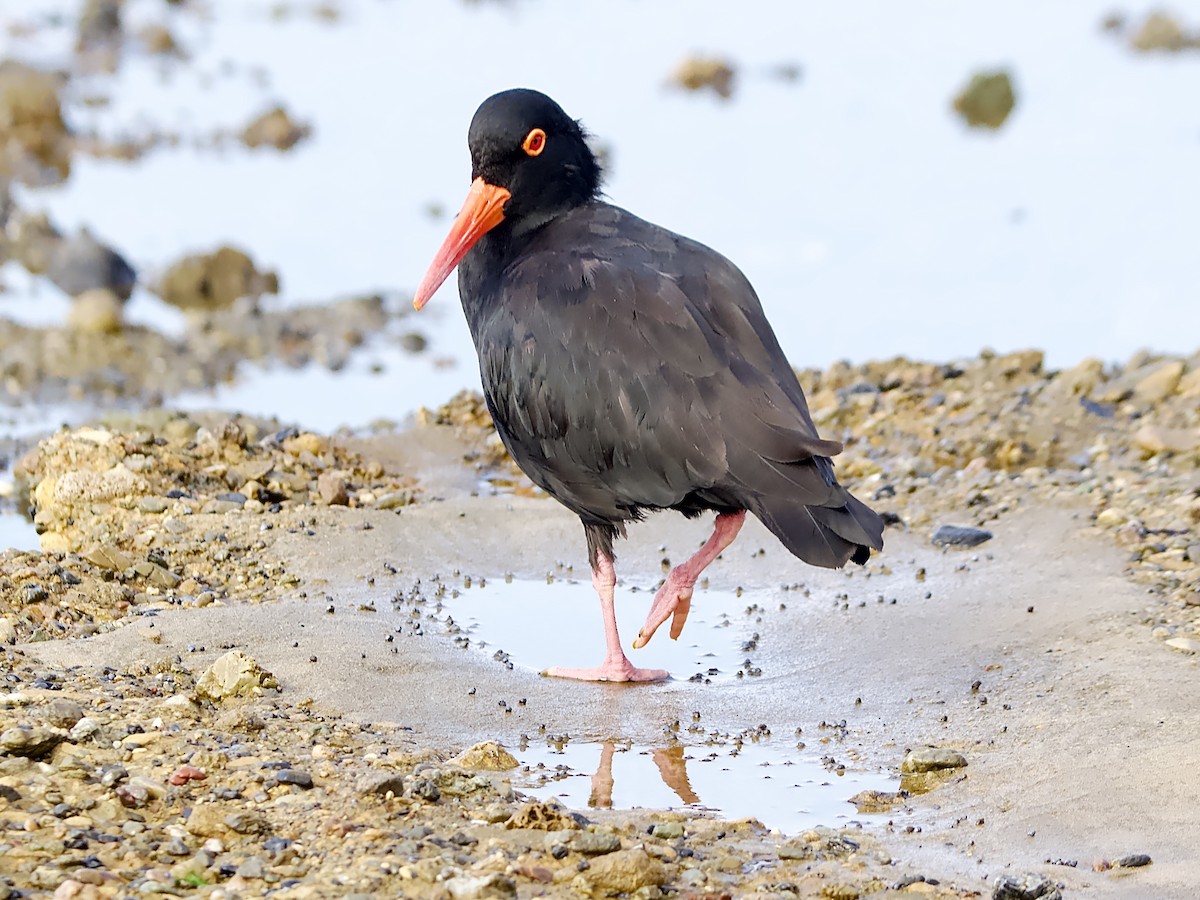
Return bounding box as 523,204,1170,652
516,737,895,833
0,513,40,553
431,576,758,683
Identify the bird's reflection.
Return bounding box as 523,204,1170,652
588,741,700,808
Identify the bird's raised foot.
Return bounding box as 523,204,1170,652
634,574,695,649
543,659,670,683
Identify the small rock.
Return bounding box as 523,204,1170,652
1096,508,1125,527
583,848,667,893
185,803,229,837
932,524,993,547
953,69,1016,129
1132,360,1185,403
901,748,968,773
241,105,312,151
1113,853,1152,868
276,768,314,788
357,772,406,797
82,544,134,571
168,765,206,786
848,789,902,813
0,617,16,644
1132,425,1199,456
1130,12,1190,52
671,55,736,98
195,651,279,701
651,821,684,840
570,832,622,855
506,799,580,831
1164,637,1200,654
44,698,86,728
992,872,1062,900
67,288,124,333
235,857,266,879
48,230,136,299
0,725,65,758
152,245,279,312
317,471,350,506
450,740,519,771
444,873,517,899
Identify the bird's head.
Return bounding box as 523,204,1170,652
413,89,601,310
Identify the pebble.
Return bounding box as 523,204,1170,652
650,821,685,840
570,831,622,855
932,525,993,548
276,768,314,788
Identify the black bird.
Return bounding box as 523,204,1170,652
414,89,884,682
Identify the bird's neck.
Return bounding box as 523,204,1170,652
458,201,584,306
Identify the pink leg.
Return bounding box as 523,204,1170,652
634,510,746,649
543,550,670,683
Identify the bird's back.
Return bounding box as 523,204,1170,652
462,201,883,566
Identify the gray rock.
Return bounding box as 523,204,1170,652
650,821,684,840
235,857,265,879
44,698,85,728
932,524,993,547
276,769,313,788
1113,853,1152,868
992,873,1062,900
357,772,406,797
570,831,622,855
47,229,136,299
902,748,968,773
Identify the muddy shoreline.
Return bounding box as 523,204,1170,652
0,348,1197,898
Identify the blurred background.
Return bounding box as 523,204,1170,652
1,0,1198,433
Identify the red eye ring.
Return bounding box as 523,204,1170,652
522,128,547,157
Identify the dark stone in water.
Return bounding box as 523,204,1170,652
932,524,993,547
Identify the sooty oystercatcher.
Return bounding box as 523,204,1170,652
413,89,884,682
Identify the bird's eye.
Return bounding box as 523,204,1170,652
522,128,547,157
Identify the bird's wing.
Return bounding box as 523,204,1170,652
479,204,843,517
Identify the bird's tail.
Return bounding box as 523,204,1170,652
750,487,884,569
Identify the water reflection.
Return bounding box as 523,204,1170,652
519,737,894,833
589,743,699,808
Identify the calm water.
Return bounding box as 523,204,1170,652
2,0,1199,542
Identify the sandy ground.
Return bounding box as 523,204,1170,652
25,426,1199,898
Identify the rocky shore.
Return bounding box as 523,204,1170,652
0,347,1196,898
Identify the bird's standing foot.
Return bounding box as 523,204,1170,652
544,547,670,682
635,510,747,648
543,657,669,683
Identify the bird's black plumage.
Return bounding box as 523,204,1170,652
452,89,884,571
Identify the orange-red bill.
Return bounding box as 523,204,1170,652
412,177,511,310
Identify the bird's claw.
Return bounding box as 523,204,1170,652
634,575,695,649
